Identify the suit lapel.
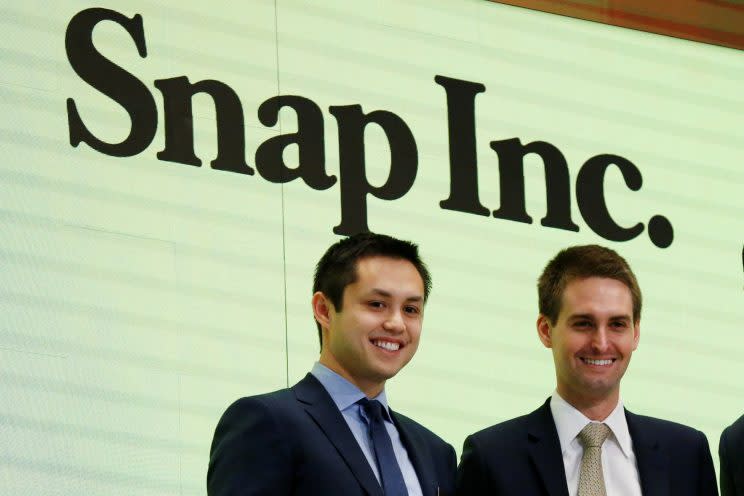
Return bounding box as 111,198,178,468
294,374,383,496
626,410,670,496
392,411,436,496
527,399,570,496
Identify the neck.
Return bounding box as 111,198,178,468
318,355,385,398
557,387,619,421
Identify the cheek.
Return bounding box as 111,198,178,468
557,337,583,357
623,336,638,353
409,334,421,349
346,312,375,332
408,324,423,342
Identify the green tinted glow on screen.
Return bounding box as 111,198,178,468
0,1,742,494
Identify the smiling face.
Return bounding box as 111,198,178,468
537,276,640,413
314,256,425,397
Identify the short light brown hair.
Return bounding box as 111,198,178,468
538,245,641,324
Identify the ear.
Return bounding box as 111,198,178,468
632,320,640,350
537,315,553,348
312,291,333,331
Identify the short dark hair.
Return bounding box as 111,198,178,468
538,244,642,324
313,232,431,346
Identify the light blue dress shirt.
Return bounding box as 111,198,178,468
311,362,423,496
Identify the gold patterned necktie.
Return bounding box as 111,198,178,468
577,422,611,496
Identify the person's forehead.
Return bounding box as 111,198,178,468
559,276,633,312
351,256,423,288
354,255,415,272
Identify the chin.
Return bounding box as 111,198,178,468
581,381,618,397
372,365,402,381
378,366,401,379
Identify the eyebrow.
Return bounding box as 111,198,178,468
568,313,631,321
369,288,424,302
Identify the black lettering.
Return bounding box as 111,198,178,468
576,154,643,242
647,215,673,248
154,76,253,175
490,138,579,231
255,96,335,189
65,8,157,156
328,105,417,235
434,75,489,216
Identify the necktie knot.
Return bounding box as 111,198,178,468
359,398,388,424
578,422,611,448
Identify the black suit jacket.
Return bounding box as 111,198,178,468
456,399,718,496
720,414,744,496
208,373,456,496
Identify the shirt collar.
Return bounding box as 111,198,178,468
550,391,633,458
310,362,390,414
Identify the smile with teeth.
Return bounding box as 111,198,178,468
372,340,401,351
581,358,615,366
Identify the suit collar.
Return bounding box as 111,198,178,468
626,409,670,496
310,362,392,414
526,399,671,496
294,374,383,496
527,399,570,496
550,392,633,459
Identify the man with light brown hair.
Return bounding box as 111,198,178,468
456,244,718,496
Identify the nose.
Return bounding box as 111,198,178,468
382,310,406,333
592,327,610,352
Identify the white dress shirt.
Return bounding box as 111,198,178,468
550,392,643,496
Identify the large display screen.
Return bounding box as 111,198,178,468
1,1,742,494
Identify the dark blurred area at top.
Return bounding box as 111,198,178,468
490,0,744,51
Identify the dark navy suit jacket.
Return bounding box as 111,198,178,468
456,399,718,496
720,414,744,496
207,373,456,496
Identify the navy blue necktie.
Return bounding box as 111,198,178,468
359,398,408,496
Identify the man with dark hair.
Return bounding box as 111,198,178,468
456,244,717,496
312,232,432,349
720,414,744,496
208,232,456,496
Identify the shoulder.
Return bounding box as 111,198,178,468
207,388,304,495
228,388,295,410
217,374,324,424
218,388,295,421
211,388,297,443
465,410,537,451
724,415,744,440
627,411,703,435
722,413,744,442
456,409,546,492
627,411,709,447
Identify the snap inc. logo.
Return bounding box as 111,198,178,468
65,8,674,248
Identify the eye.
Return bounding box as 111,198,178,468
403,305,421,315
368,301,385,309
573,320,592,329
610,320,629,330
